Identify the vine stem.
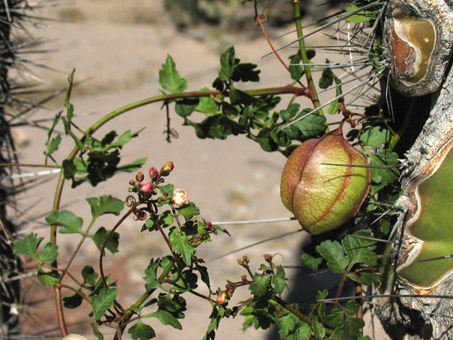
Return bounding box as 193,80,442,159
99,205,137,290
272,295,312,325
293,0,325,116
48,84,311,336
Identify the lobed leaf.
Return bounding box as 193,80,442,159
128,320,156,340
13,233,43,263
316,241,348,274
90,288,118,320
45,210,83,234
159,55,187,93
86,195,124,220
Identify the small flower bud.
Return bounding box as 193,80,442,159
216,291,227,305
264,254,272,262
172,188,188,207
136,172,144,182
129,179,135,186
149,166,158,180
160,161,174,176
141,180,153,194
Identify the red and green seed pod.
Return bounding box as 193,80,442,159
280,126,371,235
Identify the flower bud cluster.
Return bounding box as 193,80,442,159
237,255,250,267
128,161,175,203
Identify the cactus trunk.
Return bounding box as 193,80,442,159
376,53,453,340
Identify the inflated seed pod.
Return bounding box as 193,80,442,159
280,126,371,235
383,0,453,96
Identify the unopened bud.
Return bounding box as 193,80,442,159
129,180,135,186
141,180,153,194
160,161,174,176
172,188,188,207
136,172,144,182
149,166,158,179
216,291,227,305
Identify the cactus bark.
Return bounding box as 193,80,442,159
376,53,453,339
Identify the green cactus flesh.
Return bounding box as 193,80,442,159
398,147,453,287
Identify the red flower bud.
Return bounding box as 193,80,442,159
149,166,158,179
280,126,370,235
216,291,227,305
160,161,174,176
141,180,153,194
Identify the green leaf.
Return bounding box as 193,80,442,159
256,127,278,152
232,62,260,82
86,195,125,220
368,150,400,187
169,230,194,265
159,55,187,93
176,202,200,220
13,233,43,263
319,67,335,89
62,159,77,179
147,309,182,330
312,319,326,339
348,271,381,286
277,313,297,338
39,242,59,262
315,289,329,302
128,320,156,340
90,288,118,320
159,184,175,197
44,134,62,160
360,126,388,148
289,52,303,81
296,322,311,339
196,88,218,114
157,293,186,318
330,315,365,340
271,265,288,295
45,210,83,234
249,274,271,297
175,98,199,117
316,240,348,274
326,308,344,328
37,269,60,286
90,227,119,255
229,87,257,106
293,111,327,137
342,231,377,266
301,253,323,271
345,300,360,315
63,292,83,309
327,100,340,115
115,157,148,174
44,110,63,162
218,46,235,81
82,265,98,285
279,104,300,122
144,260,161,290
345,4,374,23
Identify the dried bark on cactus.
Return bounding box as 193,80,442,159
375,0,453,338
376,0,453,336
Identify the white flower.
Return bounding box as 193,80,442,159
172,188,189,207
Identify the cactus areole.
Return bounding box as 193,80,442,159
280,126,371,235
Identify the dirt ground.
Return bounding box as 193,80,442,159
12,1,388,339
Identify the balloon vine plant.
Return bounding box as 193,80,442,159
9,0,410,339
